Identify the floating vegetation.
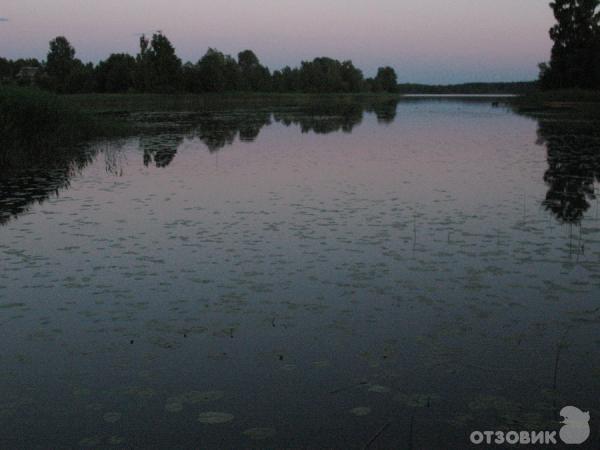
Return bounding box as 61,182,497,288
108,436,126,445
312,360,331,368
0,302,26,309
103,412,122,423
165,401,183,413
368,385,391,393
183,390,224,403
197,412,234,424
350,407,371,417
72,387,91,397
165,390,224,413
79,436,102,448
243,427,276,440
394,393,439,408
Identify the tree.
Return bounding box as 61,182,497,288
373,66,398,93
272,66,301,92
540,0,600,89
135,33,182,92
238,50,271,91
182,62,202,93
46,36,78,93
96,54,136,92
299,58,345,93
0,57,10,82
197,48,241,92
340,61,365,92
297,58,364,93
68,61,96,93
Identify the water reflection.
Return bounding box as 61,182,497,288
534,116,600,224
0,100,390,224
192,111,272,152
142,134,182,167
273,103,364,134
2,99,600,227
0,149,95,225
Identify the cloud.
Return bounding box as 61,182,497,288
0,17,9,22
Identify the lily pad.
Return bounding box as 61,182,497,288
198,411,234,424
183,390,224,403
165,401,183,413
108,436,125,445
350,407,371,416
79,436,102,447
243,427,276,440
368,385,390,393
103,412,122,423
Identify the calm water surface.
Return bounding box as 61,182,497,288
1,99,599,449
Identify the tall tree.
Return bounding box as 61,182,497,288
46,36,77,93
96,54,136,93
373,66,398,93
0,57,10,81
197,49,241,92
238,50,271,91
540,0,600,89
135,33,182,93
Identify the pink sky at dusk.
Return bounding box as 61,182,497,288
0,0,554,83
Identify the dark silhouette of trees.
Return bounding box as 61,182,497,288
369,66,398,93
2,32,406,94
197,48,241,92
539,0,600,89
135,33,182,93
95,54,136,93
238,50,271,91
396,82,536,94
272,66,302,92
45,36,83,93
181,49,270,93
0,57,10,80
297,57,365,93
46,37,75,87
181,62,202,92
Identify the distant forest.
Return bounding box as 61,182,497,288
0,33,534,95
397,82,536,95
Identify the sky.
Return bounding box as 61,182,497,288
0,0,554,84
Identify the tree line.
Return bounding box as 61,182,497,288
0,33,399,94
539,0,600,89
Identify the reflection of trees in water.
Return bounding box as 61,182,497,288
141,99,400,160
1,100,401,224
141,134,182,167
190,112,272,152
0,148,96,225
366,99,398,124
273,103,365,134
534,117,600,224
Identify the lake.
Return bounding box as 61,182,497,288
1,98,599,449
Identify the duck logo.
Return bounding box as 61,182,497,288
559,406,590,445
